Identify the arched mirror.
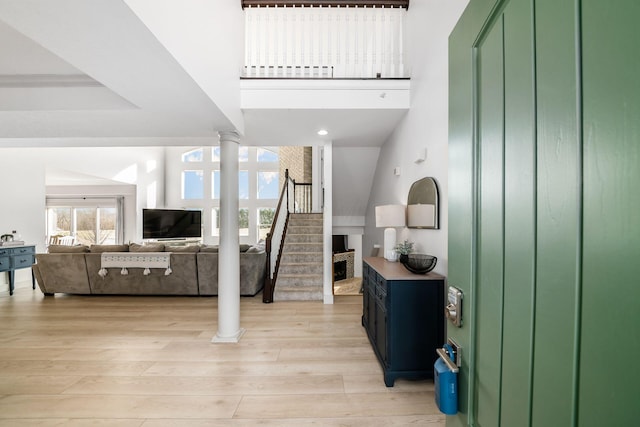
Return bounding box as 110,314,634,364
407,177,439,229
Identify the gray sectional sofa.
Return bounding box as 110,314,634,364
32,243,266,297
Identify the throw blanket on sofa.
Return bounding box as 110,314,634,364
98,252,172,277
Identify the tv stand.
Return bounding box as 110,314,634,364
144,238,202,247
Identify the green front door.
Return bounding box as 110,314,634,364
448,0,640,426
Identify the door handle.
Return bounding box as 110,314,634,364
436,347,459,373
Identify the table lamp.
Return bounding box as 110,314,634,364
375,204,406,262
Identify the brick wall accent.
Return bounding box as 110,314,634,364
279,146,312,188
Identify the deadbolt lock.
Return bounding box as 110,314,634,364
446,286,463,327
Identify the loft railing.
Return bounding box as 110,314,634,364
263,169,313,303
243,3,407,79
244,65,333,78
242,1,409,8
294,182,312,213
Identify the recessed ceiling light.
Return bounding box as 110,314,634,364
317,129,328,136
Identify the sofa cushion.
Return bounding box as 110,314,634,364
35,253,92,294
165,245,200,252
130,243,165,252
48,244,89,253
247,241,266,253
89,244,130,253
239,244,251,253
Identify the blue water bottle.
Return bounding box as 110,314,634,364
434,343,458,415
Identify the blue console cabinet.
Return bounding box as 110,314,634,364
362,257,445,387
0,245,36,295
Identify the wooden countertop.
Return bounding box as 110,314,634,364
364,257,444,281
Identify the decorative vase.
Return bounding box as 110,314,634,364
399,254,409,264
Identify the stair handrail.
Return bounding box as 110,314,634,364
263,169,294,302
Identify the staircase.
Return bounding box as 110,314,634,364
273,213,324,301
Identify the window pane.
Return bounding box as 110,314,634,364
239,146,249,162
182,148,203,162
239,171,249,199
258,208,275,240
98,207,116,245
212,146,220,162
46,200,121,245
47,207,72,237
213,171,249,199
76,207,96,245
212,208,250,237
211,208,220,236
212,170,220,199
239,208,249,236
258,171,279,199
183,170,204,199
257,147,279,162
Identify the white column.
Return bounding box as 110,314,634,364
322,141,333,304
212,130,245,343
311,146,322,213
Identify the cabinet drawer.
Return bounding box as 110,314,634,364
11,254,34,269
11,246,35,256
376,275,387,292
0,248,9,257
0,256,9,271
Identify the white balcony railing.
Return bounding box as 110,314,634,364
244,5,406,78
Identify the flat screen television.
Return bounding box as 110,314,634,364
142,209,202,240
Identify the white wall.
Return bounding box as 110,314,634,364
331,146,379,278
0,153,46,291
0,146,166,292
40,147,166,242
332,146,380,219
363,0,469,276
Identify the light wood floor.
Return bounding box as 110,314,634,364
333,277,363,295
0,284,444,426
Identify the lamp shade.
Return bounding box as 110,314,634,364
375,204,406,228
408,203,436,228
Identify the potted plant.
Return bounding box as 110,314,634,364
394,240,414,264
